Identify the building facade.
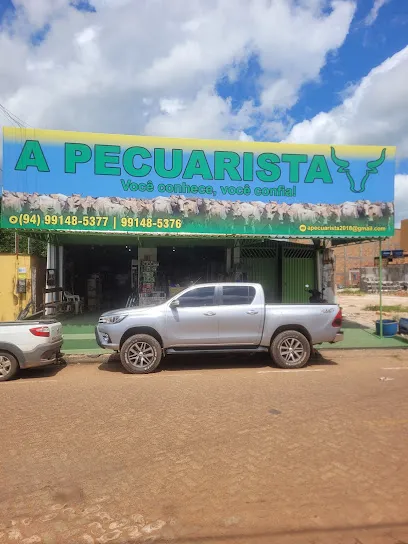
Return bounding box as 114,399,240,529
334,219,408,287
1,128,396,313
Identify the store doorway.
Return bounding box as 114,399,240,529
64,244,135,311
63,243,227,313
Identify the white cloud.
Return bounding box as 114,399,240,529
158,98,185,116
0,0,355,142
286,46,408,159
255,0,355,117
364,0,390,26
261,79,298,112
286,45,408,222
395,174,408,226
12,0,68,28
145,88,254,140
238,131,253,142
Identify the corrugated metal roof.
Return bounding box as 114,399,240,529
11,227,389,247
13,227,389,239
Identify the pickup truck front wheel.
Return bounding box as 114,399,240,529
0,351,19,382
120,334,162,374
271,330,310,369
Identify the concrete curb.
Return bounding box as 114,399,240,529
60,353,118,365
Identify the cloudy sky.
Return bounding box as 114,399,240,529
0,0,407,223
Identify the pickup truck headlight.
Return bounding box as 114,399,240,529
98,314,127,324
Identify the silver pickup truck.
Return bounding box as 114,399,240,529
96,283,343,374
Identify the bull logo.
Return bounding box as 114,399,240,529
330,147,386,193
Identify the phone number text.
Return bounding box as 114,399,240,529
120,217,182,229
8,214,183,230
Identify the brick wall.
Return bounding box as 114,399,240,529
401,219,408,252
334,228,403,287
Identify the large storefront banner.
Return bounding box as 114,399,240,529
1,127,395,237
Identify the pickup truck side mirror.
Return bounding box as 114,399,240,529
170,299,180,308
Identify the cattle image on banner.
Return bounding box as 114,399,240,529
1,127,395,237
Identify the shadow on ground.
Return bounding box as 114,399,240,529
98,351,337,374
309,352,338,366
342,318,370,330
11,362,67,381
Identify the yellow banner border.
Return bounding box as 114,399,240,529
3,127,397,159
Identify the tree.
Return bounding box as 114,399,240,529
0,201,47,256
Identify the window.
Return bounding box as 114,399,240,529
221,286,256,306
177,287,215,307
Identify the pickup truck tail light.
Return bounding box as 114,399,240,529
332,309,342,328
29,326,50,338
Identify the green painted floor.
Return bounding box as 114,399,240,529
321,327,408,349
62,314,103,354
60,314,408,355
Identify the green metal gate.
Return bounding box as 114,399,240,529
282,246,316,303
241,242,279,303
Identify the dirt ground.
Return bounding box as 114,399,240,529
1,350,408,543
338,291,408,327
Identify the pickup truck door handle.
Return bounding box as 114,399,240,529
203,311,216,316
246,310,259,315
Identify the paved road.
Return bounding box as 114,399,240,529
1,350,408,544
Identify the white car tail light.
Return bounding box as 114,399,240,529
29,326,50,337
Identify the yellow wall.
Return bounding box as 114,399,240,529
0,254,33,322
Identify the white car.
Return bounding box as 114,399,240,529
0,320,63,382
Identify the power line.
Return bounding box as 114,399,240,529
0,104,27,178
0,103,30,128
0,103,26,127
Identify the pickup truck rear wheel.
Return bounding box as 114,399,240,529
0,351,19,382
271,330,310,369
120,334,162,374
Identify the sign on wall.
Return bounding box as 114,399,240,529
1,127,395,237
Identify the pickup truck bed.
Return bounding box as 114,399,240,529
264,303,342,345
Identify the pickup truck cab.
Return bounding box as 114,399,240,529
96,283,343,374
0,320,63,382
